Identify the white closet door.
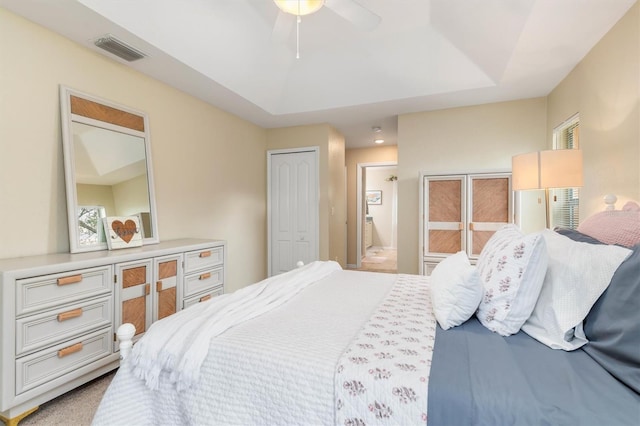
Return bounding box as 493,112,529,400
269,150,319,276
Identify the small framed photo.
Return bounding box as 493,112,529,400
366,190,382,205
103,216,143,250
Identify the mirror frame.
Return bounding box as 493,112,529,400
60,85,159,253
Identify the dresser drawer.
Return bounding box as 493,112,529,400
15,328,111,395
184,247,223,274
184,267,223,299
183,286,224,310
16,266,112,316
16,296,112,356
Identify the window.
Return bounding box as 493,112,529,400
78,205,106,245
551,114,580,229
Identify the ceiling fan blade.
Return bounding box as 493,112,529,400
271,10,294,43
324,0,381,31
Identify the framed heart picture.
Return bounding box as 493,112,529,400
103,216,143,250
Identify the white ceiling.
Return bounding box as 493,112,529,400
2,0,636,148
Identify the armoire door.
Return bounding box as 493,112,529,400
467,173,512,257
423,175,466,257
268,149,319,276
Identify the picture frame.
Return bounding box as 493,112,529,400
103,216,143,250
366,190,382,205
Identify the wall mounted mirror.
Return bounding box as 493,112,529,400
60,86,159,253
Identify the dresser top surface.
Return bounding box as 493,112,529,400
0,239,225,276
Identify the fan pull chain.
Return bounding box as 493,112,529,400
296,15,301,59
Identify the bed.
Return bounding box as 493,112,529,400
92,199,640,425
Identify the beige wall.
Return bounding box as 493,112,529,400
397,98,548,274
0,9,267,292
547,1,639,217
328,127,347,266
77,184,116,214
345,146,398,265
113,174,150,216
265,124,347,266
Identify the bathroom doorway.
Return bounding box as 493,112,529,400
356,162,397,272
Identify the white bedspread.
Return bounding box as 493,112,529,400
93,269,398,426
129,260,341,391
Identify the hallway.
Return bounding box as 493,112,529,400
352,247,397,273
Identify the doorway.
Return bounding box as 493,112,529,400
267,148,320,276
356,162,398,272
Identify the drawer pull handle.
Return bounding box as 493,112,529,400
199,272,211,280
199,251,212,258
57,308,83,322
58,342,83,358
57,274,82,286
458,222,464,231
469,222,475,231
156,281,163,292
145,283,151,296
200,295,212,302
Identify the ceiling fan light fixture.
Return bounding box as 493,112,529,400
274,0,325,16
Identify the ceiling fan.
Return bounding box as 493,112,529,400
271,0,381,57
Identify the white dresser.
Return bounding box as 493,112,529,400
0,238,225,425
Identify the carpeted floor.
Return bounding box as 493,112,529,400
18,370,115,426
353,247,397,273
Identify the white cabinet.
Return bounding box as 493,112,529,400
419,172,512,275
0,238,225,424
113,253,183,350
364,218,373,249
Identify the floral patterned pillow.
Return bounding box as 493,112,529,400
475,225,548,336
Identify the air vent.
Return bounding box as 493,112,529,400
94,34,146,62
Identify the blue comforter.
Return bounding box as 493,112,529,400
428,317,640,425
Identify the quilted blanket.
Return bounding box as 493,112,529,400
130,260,341,391
93,269,434,426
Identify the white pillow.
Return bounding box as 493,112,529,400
521,229,631,350
430,251,482,330
475,225,548,336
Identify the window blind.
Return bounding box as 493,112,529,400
551,114,580,229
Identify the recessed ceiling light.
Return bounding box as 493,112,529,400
374,138,384,144
372,126,382,133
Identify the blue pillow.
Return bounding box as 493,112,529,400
554,227,604,245
582,244,640,393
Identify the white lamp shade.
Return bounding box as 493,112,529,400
512,149,583,190
274,0,325,16
512,151,541,190
539,149,583,188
